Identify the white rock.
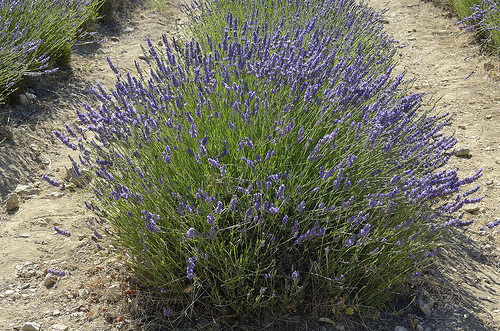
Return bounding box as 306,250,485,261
394,327,409,331
22,322,41,331
5,290,15,295
25,92,36,100
52,309,60,316
19,233,31,238
51,324,69,331
78,288,89,299
36,219,48,226
15,184,41,197
5,192,20,211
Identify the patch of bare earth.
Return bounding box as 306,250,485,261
0,0,498,330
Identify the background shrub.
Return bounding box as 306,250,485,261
49,0,482,321
0,0,104,104
435,0,500,52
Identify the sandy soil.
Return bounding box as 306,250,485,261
0,0,499,330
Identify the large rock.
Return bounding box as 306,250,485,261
418,290,435,316
15,184,41,198
454,145,470,157
5,192,20,211
22,322,41,331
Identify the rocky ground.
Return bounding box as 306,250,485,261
0,0,499,330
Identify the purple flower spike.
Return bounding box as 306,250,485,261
187,257,197,279
297,201,306,212
186,227,196,239
215,201,223,214
54,226,71,237
42,175,60,187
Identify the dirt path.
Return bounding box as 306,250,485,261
0,0,499,330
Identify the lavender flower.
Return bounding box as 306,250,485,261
47,268,67,277
54,226,71,237
186,227,196,239
42,175,60,187
187,257,197,279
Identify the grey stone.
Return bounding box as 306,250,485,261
484,62,495,71
104,284,122,302
418,290,435,316
43,274,57,288
5,192,20,211
19,94,29,106
486,179,494,186
0,125,14,140
470,249,482,259
22,322,41,331
64,166,91,187
454,145,470,156
463,204,479,213
395,327,409,331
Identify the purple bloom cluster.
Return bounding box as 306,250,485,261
47,268,67,277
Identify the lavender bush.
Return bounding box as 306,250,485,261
50,0,482,319
457,0,500,51
0,0,103,104
436,0,500,52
